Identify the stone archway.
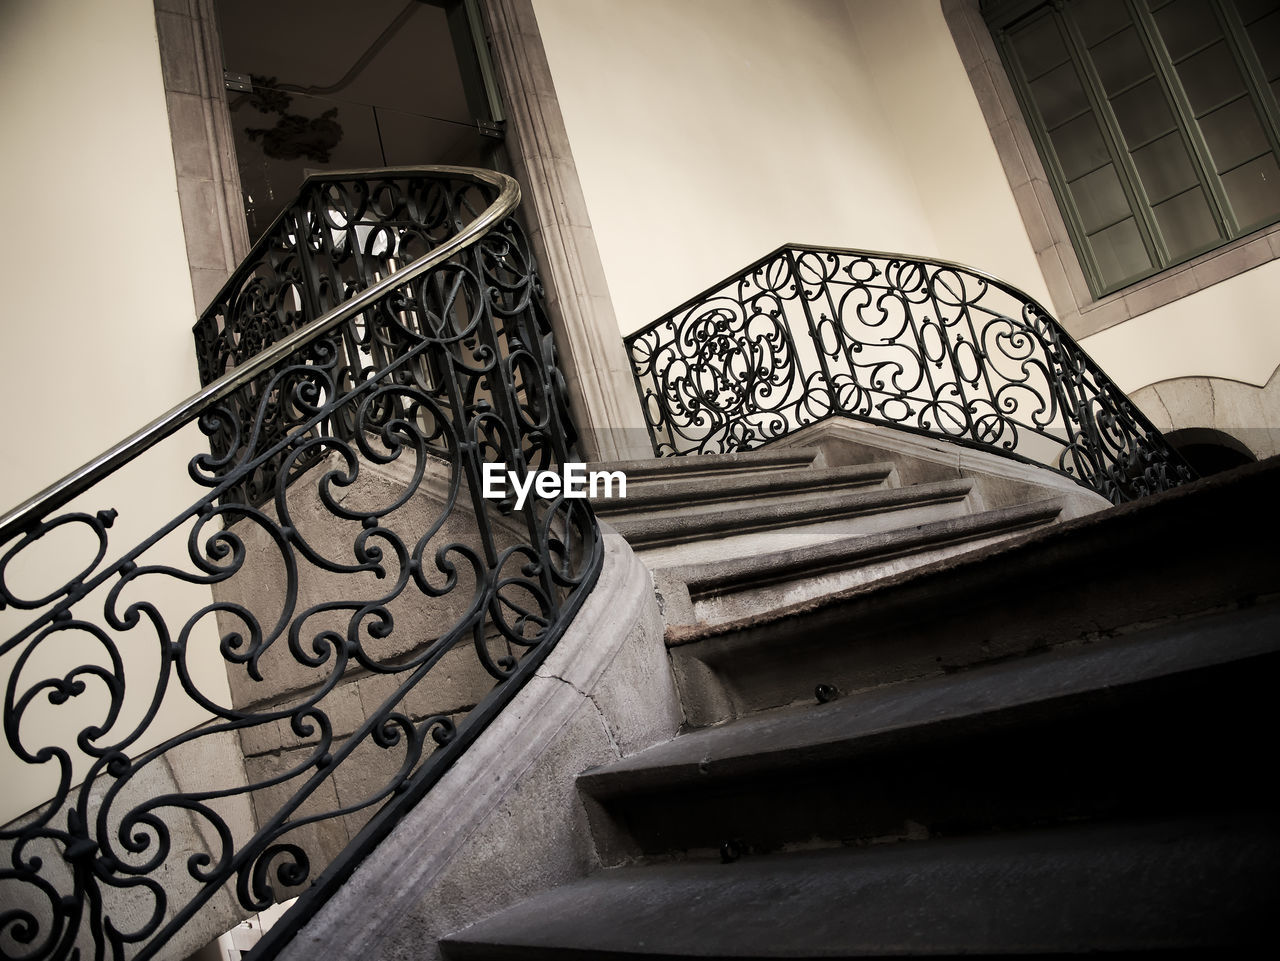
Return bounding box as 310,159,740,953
1130,367,1280,463
1163,427,1257,477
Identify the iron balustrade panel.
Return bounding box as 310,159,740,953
193,172,518,508
625,244,1194,503
0,169,600,961
624,249,832,458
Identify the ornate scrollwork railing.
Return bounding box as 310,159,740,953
193,167,583,507
0,167,600,961
625,244,1194,503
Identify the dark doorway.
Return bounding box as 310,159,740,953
215,0,505,241
1164,427,1257,477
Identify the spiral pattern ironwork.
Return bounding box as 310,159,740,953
1,169,599,961
625,244,1193,503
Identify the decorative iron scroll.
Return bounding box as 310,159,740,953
625,244,1194,503
0,168,600,961
193,171,582,507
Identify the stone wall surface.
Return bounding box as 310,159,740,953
273,524,676,961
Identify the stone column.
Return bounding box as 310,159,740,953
478,0,653,462
154,0,251,315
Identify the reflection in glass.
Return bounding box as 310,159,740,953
1198,96,1271,172
1071,164,1131,232
1030,61,1091,128
1154,0,1222,59
1111,78,1175,147
1241,6,1280,80
1222,154,1280,227
1074,0,1133,44
1133,131,1198,201
1011,14,1069,78
1152,186,1220,256
1176,42,1246,115
1091,27,1149,94
1052,113,1109,180
1090,217,1152,287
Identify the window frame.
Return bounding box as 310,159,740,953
986,0,1280,298
944,0,1280,340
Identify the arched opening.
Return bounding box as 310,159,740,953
1164,427,1257,477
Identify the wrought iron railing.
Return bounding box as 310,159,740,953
0,167,601,960
193,167,583,507
625,244,1194,503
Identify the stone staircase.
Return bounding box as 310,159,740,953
436,435,1280,958
594,425,1104,639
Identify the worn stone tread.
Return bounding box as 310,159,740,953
441,815,1276,958
592,462,894,514
581,599,1280,795
609,478,973,548
664,497,1062,597
588,448,819,482
663,455,1280,648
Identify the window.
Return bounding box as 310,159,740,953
985,0,1280,296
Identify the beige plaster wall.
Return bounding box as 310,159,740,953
927,0,1280,425
532,0,1278,442
0,0,199,500
530,0,942,335
1077,261,1280,395
0,0,233,822
843,0,1053,308
1083,260,1280,456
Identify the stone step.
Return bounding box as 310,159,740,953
592,462,896,516
654,497,1063,633
580,600,1280,860
588,447,819,483
774,420,1110,520
608,477,977,558
665,456,1280,723
440,814,1276,958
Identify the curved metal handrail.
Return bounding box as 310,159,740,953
0,166,517,544
625,243,1195,503
625,242,1073,343
0,166,600,961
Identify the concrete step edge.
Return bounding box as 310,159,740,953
440,814,1276,958
662,457,1280,650
587,448,818,481
611,478,974,549
580,599,1280,796
593,462,895,515
660,497,1063,600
